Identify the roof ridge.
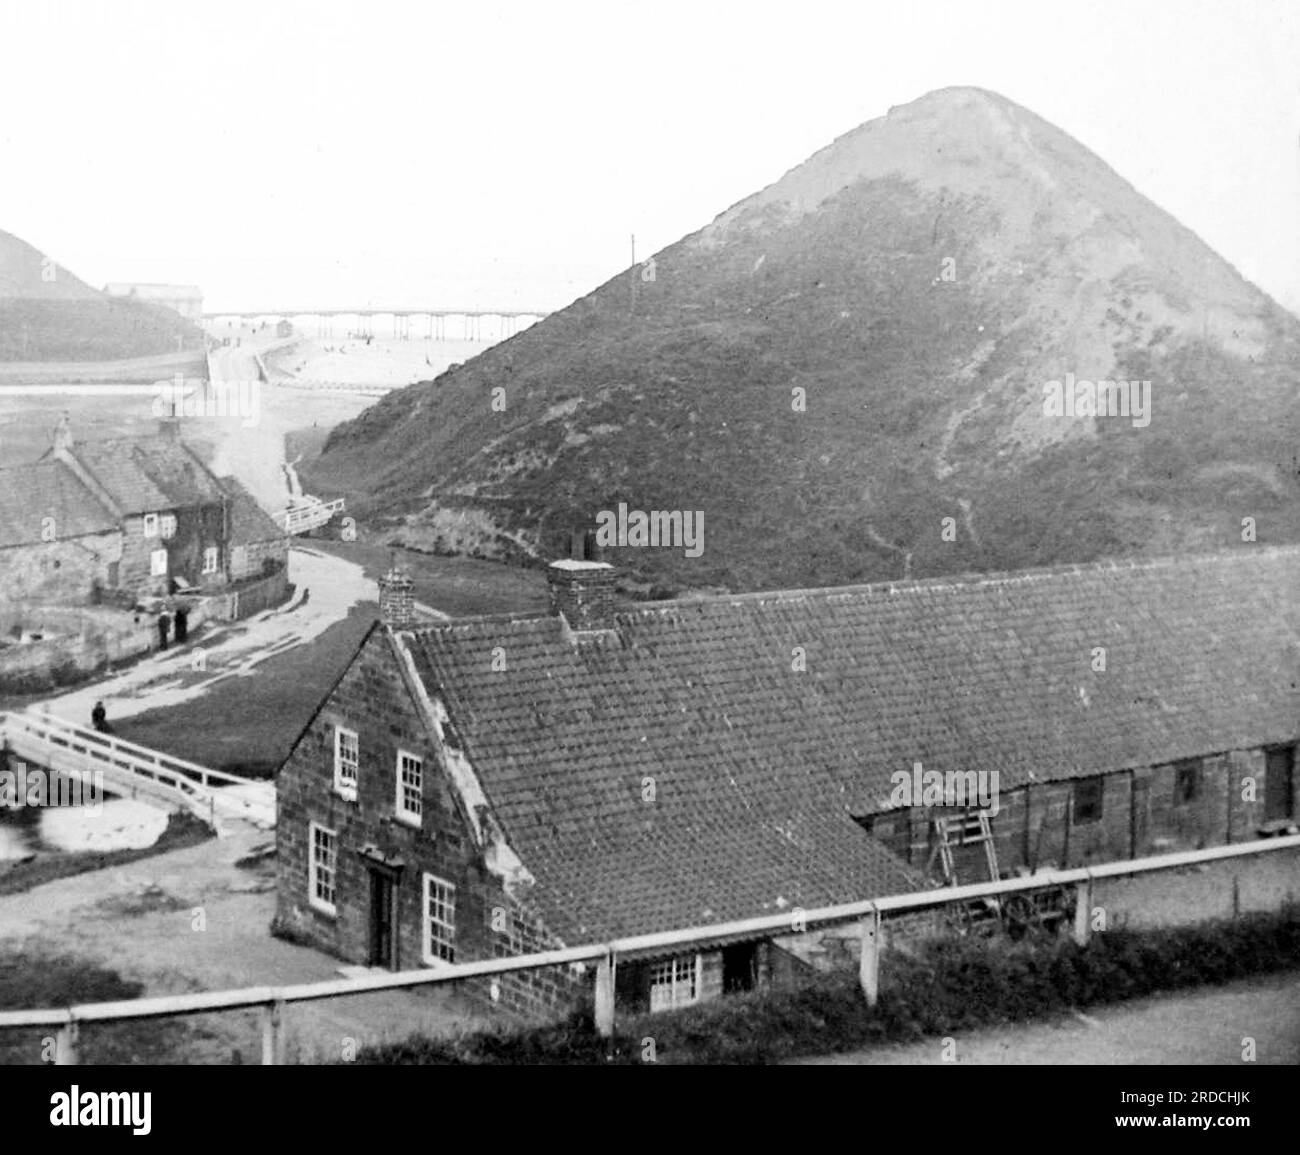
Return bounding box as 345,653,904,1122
405,544,1300,630
682,543,1300,606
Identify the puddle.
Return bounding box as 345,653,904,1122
0,797,171,860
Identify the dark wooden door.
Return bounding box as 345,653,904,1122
1265,747,1295,821
369,872,395,968
722,942,757,993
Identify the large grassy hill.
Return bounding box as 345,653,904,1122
310,87,1300,594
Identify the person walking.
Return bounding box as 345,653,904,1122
91,701,110,734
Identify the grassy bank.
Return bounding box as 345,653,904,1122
354,907,1300,1064
0,948,197,1064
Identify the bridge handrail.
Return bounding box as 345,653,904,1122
2,716,209,823
0,711,262,791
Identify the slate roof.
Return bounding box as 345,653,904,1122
404,546,1300,943
218,477,287,546
65,436,226,513
0,460,117,548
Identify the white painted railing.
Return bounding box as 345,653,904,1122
1,832,1295,1064
271,378,394,396
280,498,346,535
0,710,274,830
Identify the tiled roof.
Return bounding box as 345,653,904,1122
218,477,286,546
406,546,1300,942
0,460,117,548
69,436,225,513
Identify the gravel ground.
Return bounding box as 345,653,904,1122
798,969,1300,1064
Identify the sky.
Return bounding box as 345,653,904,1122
0,0,1296,315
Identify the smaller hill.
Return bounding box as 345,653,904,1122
0,229,204,362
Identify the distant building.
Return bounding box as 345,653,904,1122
102,282,204,320
276,319,294,338
274,548,1300,1020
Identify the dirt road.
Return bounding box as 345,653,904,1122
39,547,374,727
797,970,1300,1065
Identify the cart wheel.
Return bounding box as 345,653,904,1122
1002,894,1040,939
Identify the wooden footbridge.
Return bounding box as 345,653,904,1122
0,710,274,834
280,497,346,535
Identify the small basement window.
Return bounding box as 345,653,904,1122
1174,759,1202,806
1073,778,1103,824
649,954,700,1013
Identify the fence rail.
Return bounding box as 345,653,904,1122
1,832,1296,1063
280,498,346,535
0,710,273,830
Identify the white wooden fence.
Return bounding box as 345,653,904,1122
1,832,1295,1064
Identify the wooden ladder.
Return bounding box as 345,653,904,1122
929,810,999,886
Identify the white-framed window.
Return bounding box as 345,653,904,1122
308,822,337,915
142,513,159,538
395,750,423,825
333,726,359,801
149,548,168,577
422,873,456,964
159,513,177,540
649,954,700,1012
202,545,219,575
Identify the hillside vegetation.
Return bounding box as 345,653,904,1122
311,87,1300,593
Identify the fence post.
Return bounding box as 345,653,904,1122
1073,878,1092,946
261,999,285,1065
594,952,616,1038
55,1019,79,1065
858,907,882,1007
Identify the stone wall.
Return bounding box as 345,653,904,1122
230,537,288,583
0,599,222,694
205,566,290,622
0,533,122,604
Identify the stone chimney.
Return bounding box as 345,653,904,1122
547,559,617,632
378,566,415,630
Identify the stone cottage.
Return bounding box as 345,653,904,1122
274,546,1300,1020
0,416,288,605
